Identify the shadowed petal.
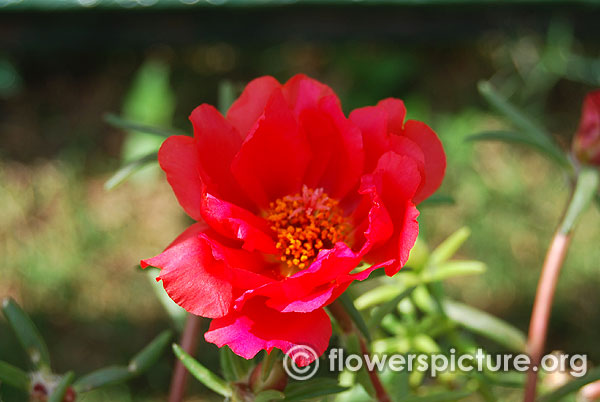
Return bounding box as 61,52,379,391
231,89,311,207
301,95,364,200
190,104,253,209
157,135,203,221
201,192,278,254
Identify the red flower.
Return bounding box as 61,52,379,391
573,90,600,166
142,74,446,364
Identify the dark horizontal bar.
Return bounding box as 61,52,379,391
0,0,599,11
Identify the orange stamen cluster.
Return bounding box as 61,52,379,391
267,186,347,276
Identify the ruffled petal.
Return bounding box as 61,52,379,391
235,243,363,313
157,135,203,221
350,173,394,252
201,192,278,254
402,120,446,204
226,76,281,137
350,99,445,203
141,226,272,319
362,151,421,276
231,89,311,207
190,104,253,209
205,298,331,365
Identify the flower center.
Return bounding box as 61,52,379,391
266,185,347,276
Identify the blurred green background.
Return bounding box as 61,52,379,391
1,2,600,400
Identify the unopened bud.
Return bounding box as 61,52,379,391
249,360,288,393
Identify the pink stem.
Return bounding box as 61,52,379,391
168,314,203,402
329,301,391,402
523,231,572,402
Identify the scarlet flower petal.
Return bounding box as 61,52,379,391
402,120,446,204
301,95,364,200
350,98,445,203
282,74,338,116
350,173,394,251
376,98,407,134
205,298,331,365
226,76,281,137
349,105,390,173
157,135,203,221
190,104,253,209
142,227,272,319
231,89,311,207
201,192,278,254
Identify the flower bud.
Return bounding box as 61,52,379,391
249,360,288,394
573,90,600,166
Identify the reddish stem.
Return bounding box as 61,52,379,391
523,231,572,402
580,379,600,400
168,314,203,402
329,301,391,402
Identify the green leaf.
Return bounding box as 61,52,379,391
443,299,526,352
172,343,232,397
285,378,349,401
48,371,74,402
368,286,417,328
467,130,551,151
73,366,133,393
477,81,570,168
219,346,251,382
338,293,372,342
559,167,600,234
418,193,455,207
422,260,486,283
429,227,471,266
0,361,29,390
128,330,172,374
218,80,237,115
538,366,600,402
1,298,51,369
398,390,473,402
477,81,548,142
254,389,285,402
480,371,525,388
412,333,440,354
380,367,410,402
355,284,409,310
75,330,172,393
104,113,184,138
104,152,158,190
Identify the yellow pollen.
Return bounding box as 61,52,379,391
266,186,347,276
